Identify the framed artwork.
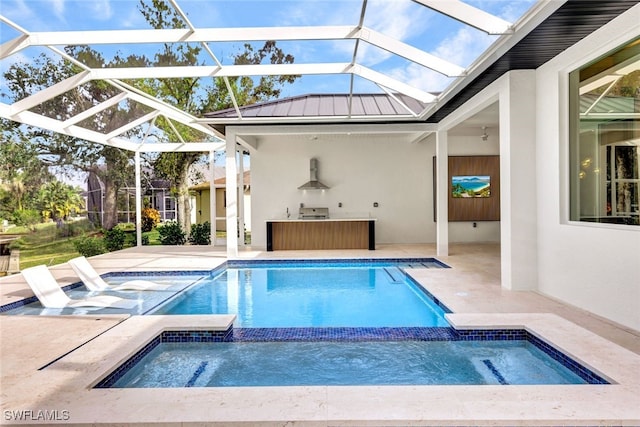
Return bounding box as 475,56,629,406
433,156,501,221
451,175,491,198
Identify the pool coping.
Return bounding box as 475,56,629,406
4,313,638,426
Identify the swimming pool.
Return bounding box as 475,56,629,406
152,259,450,327
96,328,609,388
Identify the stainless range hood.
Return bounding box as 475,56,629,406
298,158,329,190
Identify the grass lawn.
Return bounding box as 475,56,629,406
4,222,93,270
2,221,248,271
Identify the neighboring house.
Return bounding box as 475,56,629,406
86,172,177,226
190,170,251,232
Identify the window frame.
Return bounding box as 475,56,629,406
565,37,640,229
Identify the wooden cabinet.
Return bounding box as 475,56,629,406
266,220,375,251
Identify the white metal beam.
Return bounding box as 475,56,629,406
0,34,30,59
9,71,91,115
414,0,512,34
353,66,436,103
356,28,464,76
0,104,224,153
134,151,142,246
108,80,220,138
61,93,128,128
12,25,463,77
105,110,160,140
89,63,352,80
135,142,226,153
16,26,356,46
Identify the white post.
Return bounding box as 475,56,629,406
209,150,217,246
436,131,449,256
238,150,245,247
499,70,538,290
225,130,238,257
134,151,142,247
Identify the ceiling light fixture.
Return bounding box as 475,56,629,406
481,126,489,141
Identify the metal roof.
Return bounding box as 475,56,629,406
206,93,428,119
204,93,429,133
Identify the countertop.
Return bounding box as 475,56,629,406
266,217,376,222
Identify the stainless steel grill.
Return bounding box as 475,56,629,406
298,207,329,220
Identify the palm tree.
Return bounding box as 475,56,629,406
37,181,84,221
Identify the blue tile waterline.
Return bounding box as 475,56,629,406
94,327,610,388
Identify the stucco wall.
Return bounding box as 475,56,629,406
250,133,500,248
534,4,640,331
251,135,433,248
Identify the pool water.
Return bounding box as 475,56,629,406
109,340,589,388
153,263,449,327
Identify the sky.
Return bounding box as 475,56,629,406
0,0,536,98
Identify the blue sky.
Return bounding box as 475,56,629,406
1,0,536,97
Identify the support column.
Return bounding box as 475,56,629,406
499,70,537,290
435,131,449,256
238,150,245,247
209,150,217,246
134,151,142,247
225,130,238,257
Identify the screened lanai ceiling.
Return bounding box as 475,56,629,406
2,0,627,152
0,0,543,151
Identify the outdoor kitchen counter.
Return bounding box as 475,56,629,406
266,218,376,251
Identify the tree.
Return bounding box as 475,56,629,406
2,51,141,229
0,127,53,218
37,180,84,221
137,0,299,232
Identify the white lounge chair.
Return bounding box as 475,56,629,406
68,256,171,292
21,265,138,309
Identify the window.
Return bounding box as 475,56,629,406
569,38,640,226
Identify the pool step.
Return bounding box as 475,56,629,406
383,267,404,283
185,361,209,387
482,359,509,385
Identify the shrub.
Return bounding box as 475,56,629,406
104,227,126,251
189,222,211,245
141,207,161,232
141,234,150,246
73,236,106,257
158,221,186,245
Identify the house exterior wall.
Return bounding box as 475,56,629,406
250,134,500,248
534,4,640,330
193,190,211,226
193,187,251,232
